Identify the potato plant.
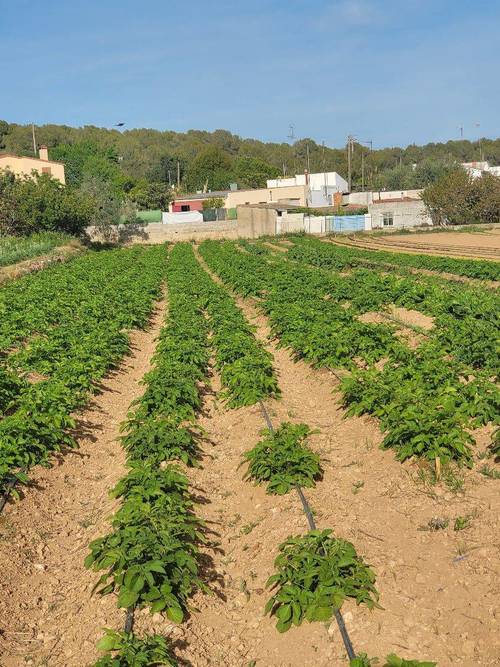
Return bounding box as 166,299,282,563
93,630,178,666
243,422,322,494
0,245,166,494
200,240,499,466
265,530,379,632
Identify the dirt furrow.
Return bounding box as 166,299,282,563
0,296,167,667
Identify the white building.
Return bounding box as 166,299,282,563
267,171,348,207
462,161,500,178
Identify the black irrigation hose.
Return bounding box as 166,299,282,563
258,400,357,663
124,606,135,633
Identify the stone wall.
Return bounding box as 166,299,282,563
84,221,240,244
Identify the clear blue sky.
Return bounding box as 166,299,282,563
1,0,499,149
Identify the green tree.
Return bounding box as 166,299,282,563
232,156,280,188
128,180,172,210
0,171,93,236
202,197,225,210
421,169,478,225
184,146,232,192
50,141,124,190
473,172,500,224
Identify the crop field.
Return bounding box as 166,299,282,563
0,238,498,666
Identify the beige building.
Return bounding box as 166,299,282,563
0,145,65,184
225,184,307,208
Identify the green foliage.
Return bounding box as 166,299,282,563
128,180,172,211
93,630,178,666
0,231,74,267
265,530,379,632
232,156,280,188
4,119,500,194
202,197,225,210
421,168,500,226
199,239,499,466
288,233,500,281
351,654,436,667
171,244,279,408
184,146,232,192
85,464,205,617
243,423,322,494
0,170,93,236
0,245,165,492
50,141,122,189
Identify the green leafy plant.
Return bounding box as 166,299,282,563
243,423,321,494
350,654,436,667
454,515,472,531
93,629,178,666
265,530,378,632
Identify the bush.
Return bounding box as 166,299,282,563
0,170,93,236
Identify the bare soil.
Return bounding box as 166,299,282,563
387,229,500,252
0,297,167,667
346,229,500,261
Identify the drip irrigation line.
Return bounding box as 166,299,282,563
257,400,357,663
124,606,135,633
0,469,26,515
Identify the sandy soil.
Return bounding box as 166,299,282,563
0,297,167,667
130,252,500,667
343,229,500,261
386,229,500,251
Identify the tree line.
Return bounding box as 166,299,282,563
2,119,500,193
0,119,499,235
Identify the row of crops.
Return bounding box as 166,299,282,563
82,243,434,665
299,235,500,281
0,246,166,500
199,239,499,468
85,243,281,664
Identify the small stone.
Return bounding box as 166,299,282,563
462,640,475,656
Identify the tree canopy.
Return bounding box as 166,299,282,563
2,119,498,194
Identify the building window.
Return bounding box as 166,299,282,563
383,212,394,226
42,167,52,175
181,204,190,212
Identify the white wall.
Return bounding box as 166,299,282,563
267,171,348,193
162,211,203,224
344,189,423,205
369,199,432,229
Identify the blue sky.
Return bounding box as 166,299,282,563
1,0,499,149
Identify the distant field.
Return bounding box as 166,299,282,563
363,227,500,259
0,232,75,267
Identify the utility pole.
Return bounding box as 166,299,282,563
459,125,464,139
347,134,355,192
306,142,311,173
361,153,365,192
475,122,483,161
282,162,286,177
31,123,37,155
177,160,180,187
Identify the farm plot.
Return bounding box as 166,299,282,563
290,233,500,281
0,240,498,666
0,245,166,501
